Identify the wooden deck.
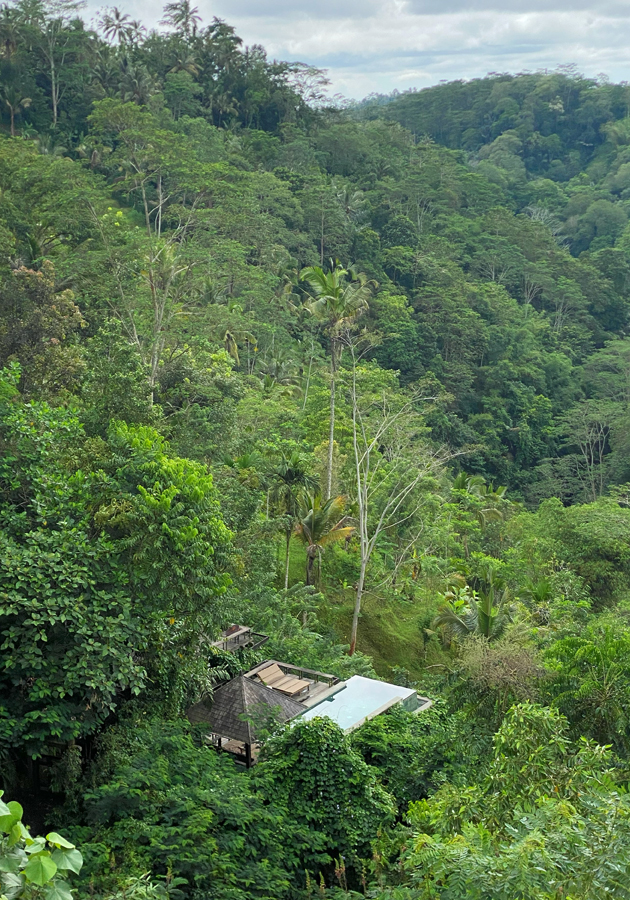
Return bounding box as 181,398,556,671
244,659,342,707
211,625,269,653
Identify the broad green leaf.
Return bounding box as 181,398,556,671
23,853,57,886
24,837,46,854
1,872,24,900
0,858,19,875
7,825,21,848
51,850,82,875
44,880,73,900
45,835,74,851
0,804,22,835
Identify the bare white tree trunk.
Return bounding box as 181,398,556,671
347,340,454,655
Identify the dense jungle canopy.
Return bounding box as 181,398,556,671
2,2,630,898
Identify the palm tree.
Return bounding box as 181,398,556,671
222,451,263,489
118,60,159,105
465,476,508,527
128,20,146,45
257,347,299,396
0,7,22,59
161,0,202,37
33,133,67,157
221,326,256,367
1,85,30,136
91,48,120,98
300,262,375,498
334,181,366,226
269,452,319,589
211,89,239,126
294,493,354,586
452,473,509,556
168,53,200,76
99,7,132,45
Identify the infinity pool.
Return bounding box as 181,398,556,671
299,675,418,732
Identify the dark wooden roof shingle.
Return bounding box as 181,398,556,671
187,675,304,743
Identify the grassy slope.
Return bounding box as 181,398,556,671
284,540,434,681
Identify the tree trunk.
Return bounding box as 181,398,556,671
284,529,291,590
9,108,14,137
320,196,325,266
306,548,315,586
326,358,336,500
349,558,367,656
301,338,314,411
50,56,57,127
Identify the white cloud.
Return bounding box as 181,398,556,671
86,0,630,97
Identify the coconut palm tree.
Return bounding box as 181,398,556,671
1,85,30,136
99,7,133,45
161,0,202,37
91,48,120,98
294,492,354,586
118,60,159,106
0,6,22,59
257,347,299,396
269,452,319,589
300,262,375,498
128,20,146,45
168,53,200,76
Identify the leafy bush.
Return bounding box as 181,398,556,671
0,792,83,900
256,718,395,873
74,721,297,900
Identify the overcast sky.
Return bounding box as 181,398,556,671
86,0,630,100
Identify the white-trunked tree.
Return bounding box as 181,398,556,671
346,338,453,655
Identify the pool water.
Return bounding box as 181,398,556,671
299,675,418,732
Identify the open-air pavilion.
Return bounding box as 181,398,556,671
187,674,304,767
188,629,432,767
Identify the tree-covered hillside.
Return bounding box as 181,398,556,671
2,4,630,898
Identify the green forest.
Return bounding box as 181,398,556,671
2,1,630,897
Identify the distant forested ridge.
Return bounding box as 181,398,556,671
2,5,630,898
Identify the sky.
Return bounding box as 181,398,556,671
86,0,630,100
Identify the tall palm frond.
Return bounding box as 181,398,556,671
168,53,200,76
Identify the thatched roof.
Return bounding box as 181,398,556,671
187,675,304,744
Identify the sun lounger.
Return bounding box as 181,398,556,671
257,664,286,686
257,664,310,697
275,676,310,697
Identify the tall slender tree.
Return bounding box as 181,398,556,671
269,452,318,589
300,263,375,498
1,85,30,135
